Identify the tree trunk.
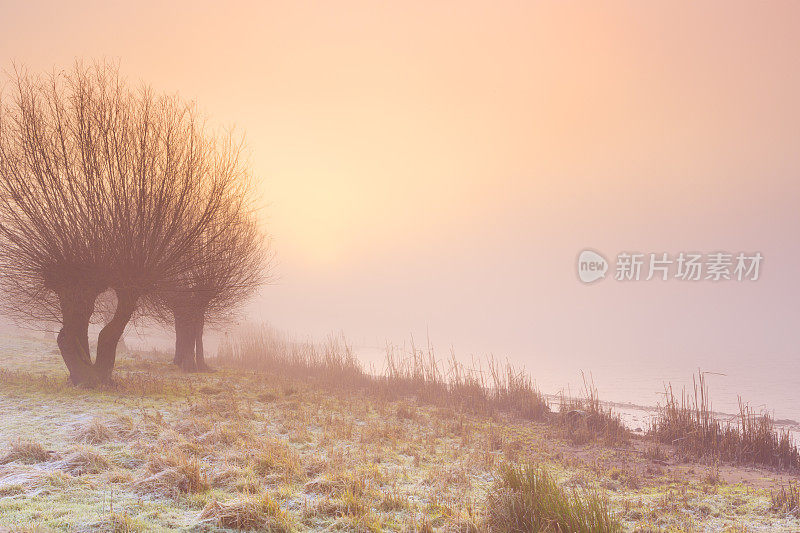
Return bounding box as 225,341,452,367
194,311,214,372
172,309,183,366
173,309,197,372
94,290,137,381
56,288,99,386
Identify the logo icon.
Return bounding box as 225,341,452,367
577,249,608,283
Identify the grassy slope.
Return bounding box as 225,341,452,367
0,334,798,532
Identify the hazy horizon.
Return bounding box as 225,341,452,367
3,2,799,416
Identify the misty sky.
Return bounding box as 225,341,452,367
2,2,799,410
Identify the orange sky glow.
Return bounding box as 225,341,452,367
3,1,800,410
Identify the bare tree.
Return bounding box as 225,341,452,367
150,205,269,372
0,62,248,385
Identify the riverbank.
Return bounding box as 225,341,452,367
0,335,799,531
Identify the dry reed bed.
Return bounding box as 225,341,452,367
216,326,625,446
556,375,629,447
649,371,800,470
218,327,799,473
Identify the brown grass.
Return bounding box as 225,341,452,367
0,365,193,397
56,446,112,475
134,451,209,496
649,371,800,470
88,512,145,533
217,326,550,422
218,328,364,385
74,417,115,444
382,341,550,421
0,440,53,465
1,335,798,531
772,482,800,517
556,374,629,446
199,493,292,531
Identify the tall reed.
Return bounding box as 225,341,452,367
217,326,550,421
650,371,799,470
556,372,629,446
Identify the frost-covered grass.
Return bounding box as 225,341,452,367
0,333,798,531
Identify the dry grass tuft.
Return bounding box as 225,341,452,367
217,327,364,387
199,493,292,531
486,462,621,533
197,421,256,447
89,512,145,533
74,417,115,444
55,446,112,475
188,395,245,420
643,443,669,463
173,415,213,438
134,451,209,496
379,487,408,512
247,439,303,481
0,368,73,394
403,517,435,533
106,414,138,440
383,343,550,422
0,366,190,398
0,464,77,496
395,401,417,421
303,471,368,498
557,374,629,446
772,482,800,517
0,440,54,465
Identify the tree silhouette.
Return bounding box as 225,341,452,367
149,205,270,372
0,62,253,385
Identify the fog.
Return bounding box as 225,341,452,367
3,1,799,416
